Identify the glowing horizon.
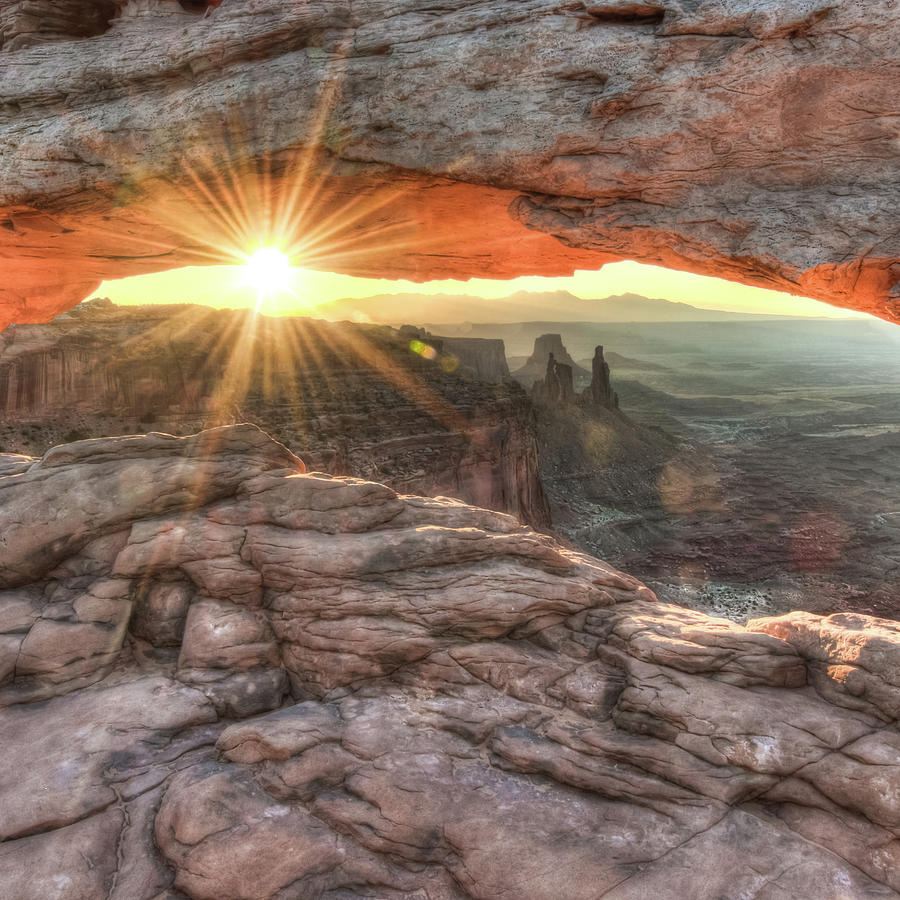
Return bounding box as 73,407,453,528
88,259,873,322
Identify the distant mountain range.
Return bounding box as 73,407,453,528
309,290,818,325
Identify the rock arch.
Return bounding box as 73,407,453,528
0,0,898,328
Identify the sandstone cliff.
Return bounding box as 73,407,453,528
532,352,578,405
399,328,511,384
0,425,897,899
513,333,591,388
1,1,900,326
0,301,551,528
434,336,510,384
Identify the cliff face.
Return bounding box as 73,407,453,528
399,328,511,384
0,0,116,50
0,301,551,528
0,301,228,419
437,336,511,383
513,333,591,388
1,1,900,326
0,425,897,899
0,0,222,50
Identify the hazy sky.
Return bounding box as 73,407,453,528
89,259,868,320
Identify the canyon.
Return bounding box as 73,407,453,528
480,318,900,623
2,304,899,898
1,424,899,900
5,300,900,625
1,0,900,326
0,299,550,528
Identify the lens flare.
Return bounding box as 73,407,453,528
410,339,437,360
242,247,295,299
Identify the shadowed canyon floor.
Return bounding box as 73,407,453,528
457,317,900,621
1,424,899,899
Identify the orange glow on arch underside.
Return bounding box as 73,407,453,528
79,72,869,322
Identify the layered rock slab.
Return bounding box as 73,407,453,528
2,1,900,325
0,425,898,898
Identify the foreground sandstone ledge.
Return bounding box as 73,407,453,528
2,1,900,326
0,424,898,899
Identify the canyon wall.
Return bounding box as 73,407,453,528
0,301,551,528
0,0,116,51
437,336,511,384
0,0,221,50
0,425,897,899
1,1,900,326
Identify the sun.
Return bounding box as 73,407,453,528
242,247,295,299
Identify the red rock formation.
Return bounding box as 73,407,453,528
532,351,577,404
0,425,897,898
434,336,511,383
1,1,900,326
524,335,619,411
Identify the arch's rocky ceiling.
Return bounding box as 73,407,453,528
1,0,899,329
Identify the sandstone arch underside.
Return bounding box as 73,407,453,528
1,0,900,329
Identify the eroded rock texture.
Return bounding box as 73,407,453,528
1,424,898,899
1,1,900,327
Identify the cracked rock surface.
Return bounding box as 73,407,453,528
1,0,900,325
1,424,898,899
